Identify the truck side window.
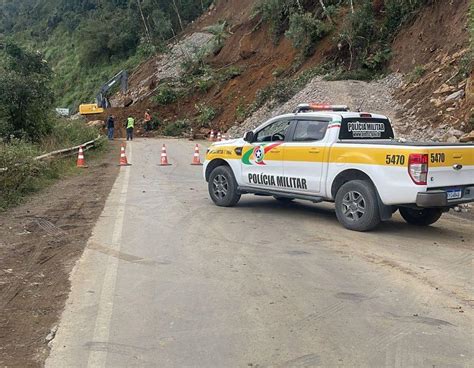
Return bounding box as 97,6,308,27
293,120,328,142
255,120,291,142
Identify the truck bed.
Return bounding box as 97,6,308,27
338,140,474,147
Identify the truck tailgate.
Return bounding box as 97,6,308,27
427,146,474,188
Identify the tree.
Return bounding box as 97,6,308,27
0,43,54,141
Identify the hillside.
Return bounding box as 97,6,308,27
0,0,213,109
103,0,473,142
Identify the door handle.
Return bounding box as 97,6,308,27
272,150,281,153
309,149,321,154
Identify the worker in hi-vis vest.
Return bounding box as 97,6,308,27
125,116,135,141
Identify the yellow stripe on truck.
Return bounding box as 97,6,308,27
207,145,474,167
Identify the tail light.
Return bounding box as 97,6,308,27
408,153,429,185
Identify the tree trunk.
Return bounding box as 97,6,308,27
349,0,354,13
319,0,334,24
172,0,184,32
137,0,152,44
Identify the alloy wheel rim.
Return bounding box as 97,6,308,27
342,191,366,221
213,174,228,199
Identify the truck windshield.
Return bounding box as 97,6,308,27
339,118,394,140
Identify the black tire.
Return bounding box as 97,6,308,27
208,165,241,207
335,180,381,231
274,197,295,203
399,207,442,226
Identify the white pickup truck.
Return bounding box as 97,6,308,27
204,104,474,231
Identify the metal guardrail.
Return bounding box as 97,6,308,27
0,135,102,173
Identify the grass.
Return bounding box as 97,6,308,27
0,120,103,211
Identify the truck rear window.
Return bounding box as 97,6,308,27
339,118,394,140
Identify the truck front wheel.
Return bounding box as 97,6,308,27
399,207,442,226
208,166,241,207
335,180,381,231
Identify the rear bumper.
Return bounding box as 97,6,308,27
416,186,474,207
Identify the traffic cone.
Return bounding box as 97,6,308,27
160,144,171,166
209,130,215,141
76,146,88,168
119,144,130,166
190,144,203,166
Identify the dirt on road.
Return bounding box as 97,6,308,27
0,142,120,367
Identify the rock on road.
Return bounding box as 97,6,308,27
47,139,473,368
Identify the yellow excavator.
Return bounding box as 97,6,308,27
79,70,128,115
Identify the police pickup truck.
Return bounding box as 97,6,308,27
204,104,474,231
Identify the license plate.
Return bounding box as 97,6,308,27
447,189,462,200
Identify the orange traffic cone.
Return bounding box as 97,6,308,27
160,144,171,166
209,130,215,141
119,144,131,166
76,146,88,168
190,144,203,166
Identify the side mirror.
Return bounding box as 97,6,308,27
243,131,254,143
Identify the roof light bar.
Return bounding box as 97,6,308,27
294,103,349,113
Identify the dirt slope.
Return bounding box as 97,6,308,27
390,0,472,141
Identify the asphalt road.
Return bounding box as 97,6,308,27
47,139,473,368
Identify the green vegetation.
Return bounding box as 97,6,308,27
0,120,102,210
255,0,431,78
285,12,332,57
0,43,54,141
240,64,328,117
0,42,102,210
152,84,180,105
204,21,229,54
338,0,430,74
195,103,217,127
0,0,213,109
163,119,190,136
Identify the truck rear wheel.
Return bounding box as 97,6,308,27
335,180,381,231
399,207,442,226
208,166,241,207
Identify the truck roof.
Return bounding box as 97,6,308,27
273,111,389,121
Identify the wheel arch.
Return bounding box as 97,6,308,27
205,158,231,182
330,169,375,199
331,168,393,221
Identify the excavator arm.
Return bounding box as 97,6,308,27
96,70,128,108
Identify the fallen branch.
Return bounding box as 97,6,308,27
0,135,102,174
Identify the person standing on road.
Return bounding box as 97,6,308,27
144,110,152,136
106,115,115,140
126,115,135,141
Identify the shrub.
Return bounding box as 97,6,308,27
152,84,179,105
163,119,190,136
235,103,250,122
204,21,228,54
255,0,298,42
195,104,217,127
285,12,331,57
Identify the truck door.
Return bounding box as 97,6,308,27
282,119,330,194
241,119,291,190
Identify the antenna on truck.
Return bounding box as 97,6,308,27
356,98,366,112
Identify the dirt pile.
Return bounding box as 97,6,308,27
228,74,404,137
